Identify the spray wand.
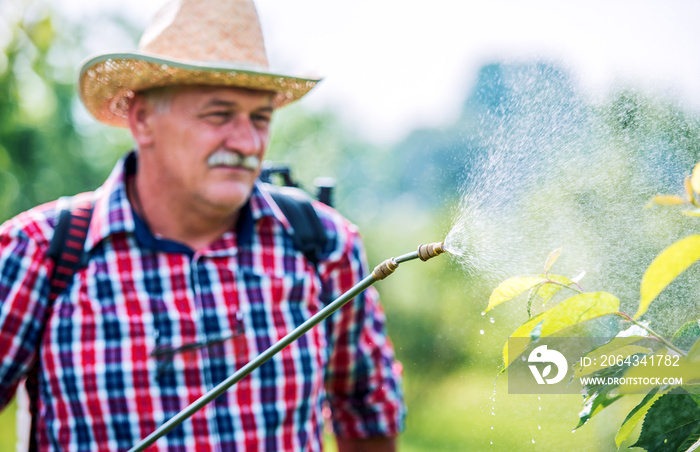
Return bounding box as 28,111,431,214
128,242,447,452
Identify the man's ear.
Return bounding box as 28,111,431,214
127,94,156,149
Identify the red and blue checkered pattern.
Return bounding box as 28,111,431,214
0,152,404,451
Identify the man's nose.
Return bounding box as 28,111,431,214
224,114,262,155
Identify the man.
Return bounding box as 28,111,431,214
0,0,405,450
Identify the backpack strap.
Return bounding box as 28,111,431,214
25,197,94,451
265,184,328,267
47,197,94,302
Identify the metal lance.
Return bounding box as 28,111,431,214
128,242,447,452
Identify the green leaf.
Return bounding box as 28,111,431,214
615,389,667,447
526,285,541,318
502,292,619,368
502,312,550,367
536,275,576,305
544,247,563,274
578,363,643,430
620,353,700,394
687,177,696,204
647,194,688,207
673,319,700,352
689,340,700,362
678,429,700,452
673,320,700,340
632,390,700,451
486,276,545,312
539,292,620,337
576,384,622,429
24,16,55,54
637,235,700,319
692,162,700,194
535,284,561,305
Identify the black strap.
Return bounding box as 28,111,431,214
47,197,93,302
265,184,328,267
45,189,326,294
26,196,93,451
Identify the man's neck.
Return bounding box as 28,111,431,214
127,174,240,252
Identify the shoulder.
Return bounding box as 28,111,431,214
0,192,94,254
255,182,366,265
311,200,366,265
0,200,59,251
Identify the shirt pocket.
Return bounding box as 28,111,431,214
239,270,322,336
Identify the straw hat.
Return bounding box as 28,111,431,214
78,0,320,127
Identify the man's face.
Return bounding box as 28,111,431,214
136,85,274,216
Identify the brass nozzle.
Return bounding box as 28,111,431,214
372,258,399,280
417,242,446,261
371,242,446,281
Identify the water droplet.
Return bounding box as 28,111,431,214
538,425,541,430
480,330,485,335
538,406,542,411
490,441,493,445
490,317,495,324
481,311,486,316
491,411,495,416
572,429,576,434
491,426,494,430
532,439,536,444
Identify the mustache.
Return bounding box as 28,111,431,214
206,150,261,171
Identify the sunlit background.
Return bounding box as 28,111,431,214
2,0,700,450
33,0,700,143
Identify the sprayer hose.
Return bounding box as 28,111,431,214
127,241,446,452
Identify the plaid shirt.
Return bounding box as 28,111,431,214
0,152,405,451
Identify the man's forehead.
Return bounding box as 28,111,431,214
172,85,276,107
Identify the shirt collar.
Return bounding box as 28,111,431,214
84,151,293,253
84,151,137,252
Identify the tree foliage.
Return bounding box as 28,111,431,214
488,162,700,451
0,2,128,222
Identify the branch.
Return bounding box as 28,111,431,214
543,278,584,293
615,312,687,357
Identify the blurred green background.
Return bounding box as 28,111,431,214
2,2,700,451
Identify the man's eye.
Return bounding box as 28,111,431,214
202,111,232,122
251,114,271,127
210,112,231,118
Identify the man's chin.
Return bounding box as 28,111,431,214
205,184,254,212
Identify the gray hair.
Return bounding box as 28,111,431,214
138,86,181,113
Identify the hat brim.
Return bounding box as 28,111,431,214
79,52,321,127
